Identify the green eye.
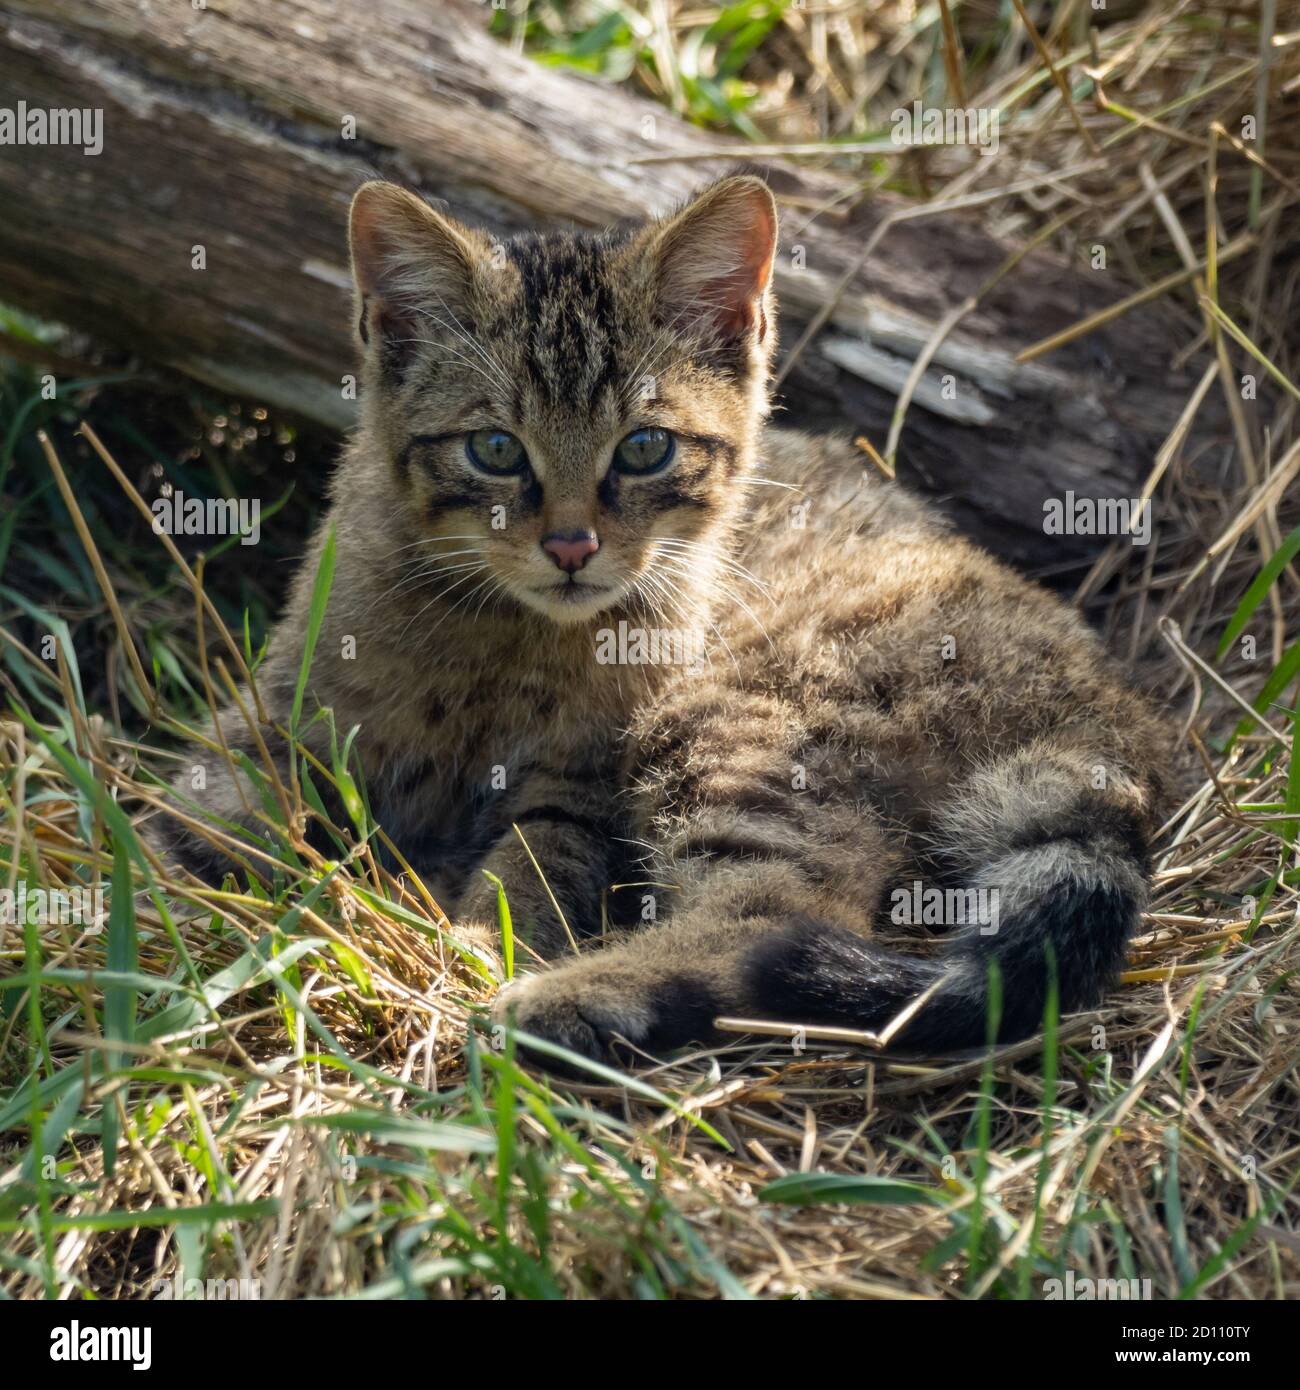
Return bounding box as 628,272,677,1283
466,430,528,476
613,427,675,476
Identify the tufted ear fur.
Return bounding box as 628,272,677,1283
644,175,778,346
348,181,491,372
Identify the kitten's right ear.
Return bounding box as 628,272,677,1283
645,175,778,346
348,182,485,366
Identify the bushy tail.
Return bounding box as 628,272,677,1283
745,800,1150,1051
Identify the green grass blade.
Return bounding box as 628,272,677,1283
290,524,337,736
760,1173,944,1206
1217,523,1300,659
100,832,138,1177
482,869,514,979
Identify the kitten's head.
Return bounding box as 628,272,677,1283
348,175,777,625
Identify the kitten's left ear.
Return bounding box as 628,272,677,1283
348,181,489,365
645,175,778,344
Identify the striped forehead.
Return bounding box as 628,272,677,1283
504,233,625,410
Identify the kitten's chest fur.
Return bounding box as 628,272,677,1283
295,592,660,895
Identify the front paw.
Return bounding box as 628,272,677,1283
493,956,728,1072
491,967,659,1071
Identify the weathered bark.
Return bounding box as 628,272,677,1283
0,0,1215,568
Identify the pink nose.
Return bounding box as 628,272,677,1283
542,531,599,573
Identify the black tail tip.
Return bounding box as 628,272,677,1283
742,867,1143,1053
744,914,950,1037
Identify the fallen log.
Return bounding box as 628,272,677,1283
0,0,1216,569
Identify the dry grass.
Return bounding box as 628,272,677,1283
1,0,1299,1299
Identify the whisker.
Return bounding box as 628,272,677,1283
388,534,489,556
397,565,489,640
649,537,773,596
410,297,515,398
633,558,735,679
426,572,503,637
364,550,487,613
653,553,775,657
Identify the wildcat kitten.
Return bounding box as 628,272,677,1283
158,175,1171,1065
